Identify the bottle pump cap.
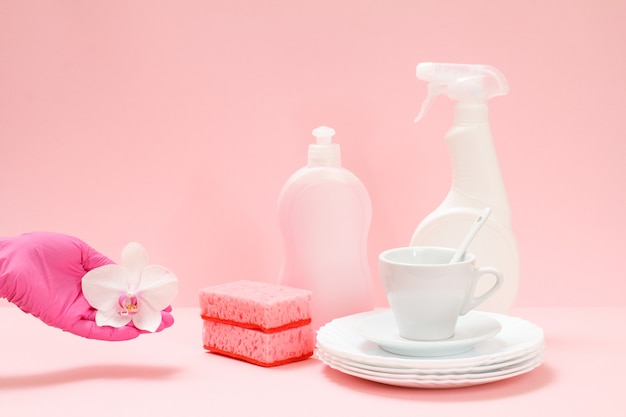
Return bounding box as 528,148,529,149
308,126,341,167
312,126,335,144
414,62,509,122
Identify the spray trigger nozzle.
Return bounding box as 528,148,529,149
414,83,443,122
414,62,508,123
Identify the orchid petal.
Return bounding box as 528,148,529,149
81,242,178,333
95,309,132,328
121,242,149,291
82,264,129,311
136,265,178,311
131,305,163,332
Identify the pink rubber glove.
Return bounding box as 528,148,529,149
0,232,174,341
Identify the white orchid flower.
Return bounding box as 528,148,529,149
82,242,178,332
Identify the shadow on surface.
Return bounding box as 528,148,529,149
0,363,182,389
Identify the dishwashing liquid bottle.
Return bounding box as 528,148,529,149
278,126,373,330
410,62,519,313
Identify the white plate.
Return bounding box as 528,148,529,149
318,342,544,375
355,310,502,357
316,310,544,370
317,348,543,381
318,349,544,389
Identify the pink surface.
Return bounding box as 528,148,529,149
1,1,625,308
2,306,625,416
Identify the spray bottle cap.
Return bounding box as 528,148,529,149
414,62,509,122
308,126,341,167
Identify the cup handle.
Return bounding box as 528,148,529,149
460,267,504,315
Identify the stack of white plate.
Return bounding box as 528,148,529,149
316,309,544,388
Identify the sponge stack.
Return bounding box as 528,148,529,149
199,280,315,367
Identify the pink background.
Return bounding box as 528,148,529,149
1,1,624,308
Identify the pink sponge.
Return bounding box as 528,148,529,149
199,280,312,332
199,280,314,367
202,320,315,367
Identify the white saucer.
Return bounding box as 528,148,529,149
317,310,544,370
355,311,502,357
316,310,545,388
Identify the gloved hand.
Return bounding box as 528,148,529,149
0,231,174,341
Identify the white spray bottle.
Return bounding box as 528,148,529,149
278,126,373,330
410,62,519,313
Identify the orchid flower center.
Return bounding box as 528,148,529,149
118,292,139,316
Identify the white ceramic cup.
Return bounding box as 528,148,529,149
379,246,503,341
